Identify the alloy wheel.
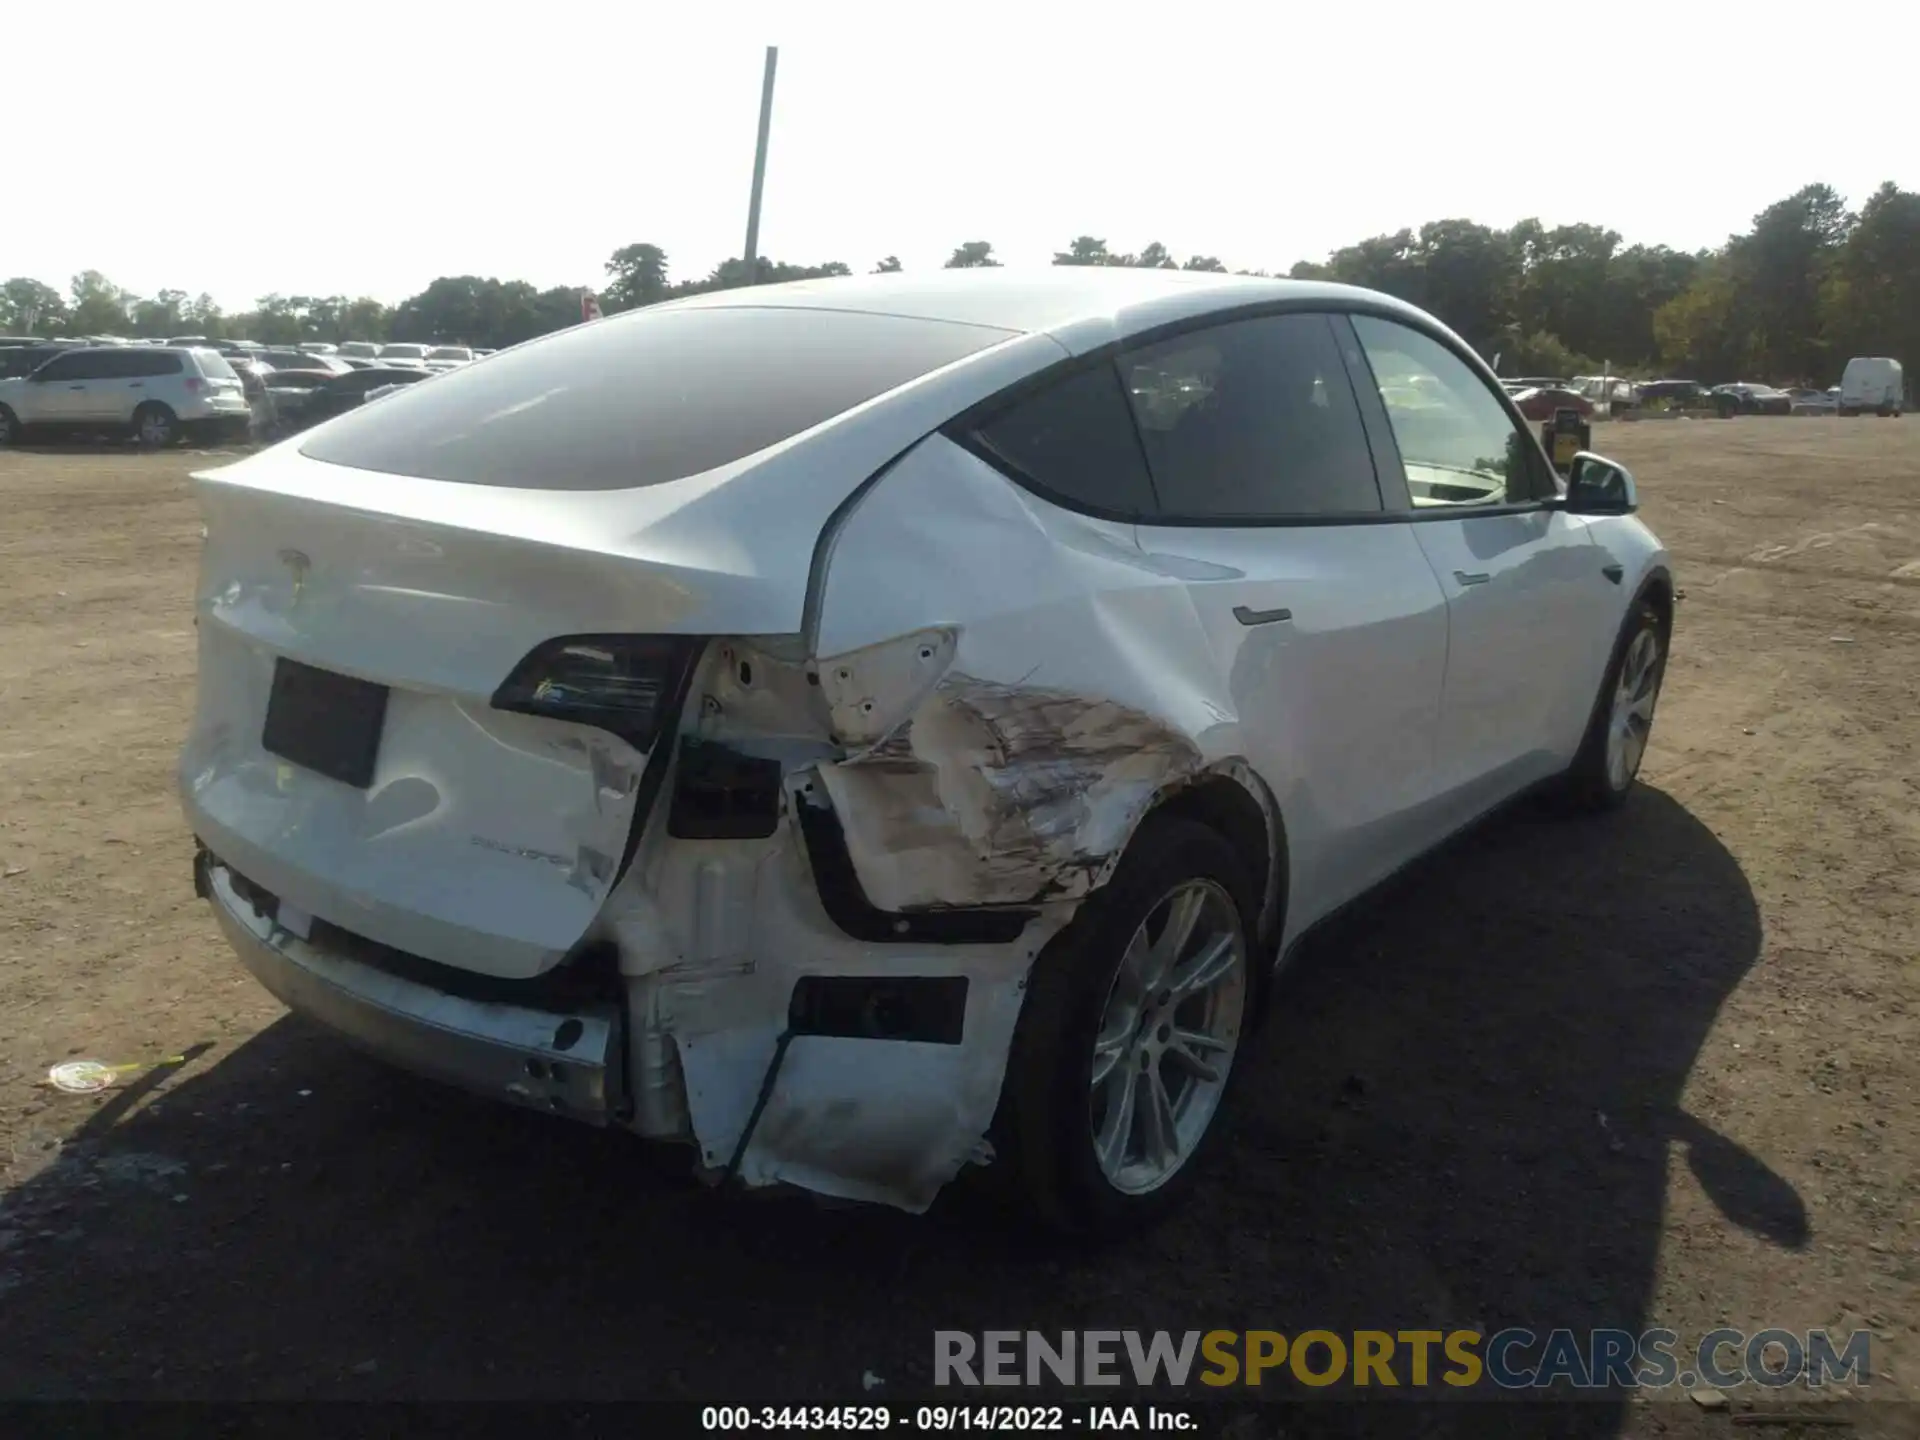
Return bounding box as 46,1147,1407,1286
1607,627,1661,790
1088,878,1247,1195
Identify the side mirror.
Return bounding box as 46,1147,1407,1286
1563,451,1638,514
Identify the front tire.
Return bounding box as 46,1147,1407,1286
0,404,17,446
1560,600,1667,812
133,403,178,448
993,816,1255,1237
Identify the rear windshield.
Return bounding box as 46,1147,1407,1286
301,305,1012,489
195,351,238,379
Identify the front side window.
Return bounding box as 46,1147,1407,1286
1120,313,1382,520
34,351,113,382
1350,315,1549,508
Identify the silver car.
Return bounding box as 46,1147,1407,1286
0,345,251,446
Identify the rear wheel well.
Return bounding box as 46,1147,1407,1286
1146,775,1280,946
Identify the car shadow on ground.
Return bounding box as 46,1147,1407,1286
0,787,1792,1428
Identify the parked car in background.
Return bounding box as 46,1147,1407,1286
293,366,433,427
260,369,341,430
338,341,382,362
178,269,1674,1233
377,343,431,365
1571,375,1638,416
1710,383,1793,416
0,345,249,446
255,350,351,376
424,345,474,372
297,342,339,355
1636,379,1710,405
1786,387,1840,415
338,357,376,370
1839,356,1903,416
1507,386,1596,423
227,358,272,396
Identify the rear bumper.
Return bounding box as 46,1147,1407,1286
197,849,620,1124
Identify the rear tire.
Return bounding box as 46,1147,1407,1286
1558,600,1667,813
992,815,1256,1238
133,403,178,448
0,404,17,446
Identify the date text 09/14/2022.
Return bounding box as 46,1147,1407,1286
701,1405,1196,1432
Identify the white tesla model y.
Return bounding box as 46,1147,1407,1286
180,269,1673,1233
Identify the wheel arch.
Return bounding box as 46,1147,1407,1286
1120,758,1288,954
1634,563,1676,645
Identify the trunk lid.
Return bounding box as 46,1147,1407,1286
179,445,813,981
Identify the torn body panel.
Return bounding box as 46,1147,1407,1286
813,674,1201,910
805,431,1277,925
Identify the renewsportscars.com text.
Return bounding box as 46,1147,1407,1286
934,1329,1871,1391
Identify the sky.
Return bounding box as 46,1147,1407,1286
12,1,1919,312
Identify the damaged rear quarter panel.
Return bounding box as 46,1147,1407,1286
810,431,1259,914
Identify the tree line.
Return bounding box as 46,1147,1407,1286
4,180,1914,384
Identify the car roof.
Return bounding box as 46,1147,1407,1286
655,267,1437,356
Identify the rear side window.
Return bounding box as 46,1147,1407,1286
193,351,237,379
967,363,1158,517
129,351,185,377
1121,313,1383,520
303,306,1013,489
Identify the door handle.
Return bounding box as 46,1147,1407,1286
68,385,86,390
1233,604,1293,626
1453,571,1491,587
129,382,143,388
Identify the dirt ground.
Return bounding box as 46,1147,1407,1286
0,421,1914,1429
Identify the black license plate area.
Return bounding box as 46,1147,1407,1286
261,657,389,789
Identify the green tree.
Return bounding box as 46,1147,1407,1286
339,297,389,343
181,293,227,339
1825,182,1920,380
1130,242,1177,270
1053,236,1118,266
944,242,1000,269
873,255,903,273
1510,221,1620,362
1734,183,1853,381
604,242,669,311
1183,255,1228,273
68,271,132,335
1412,220,1512,356
129,289,189,337
1,277,66,333
1322,229,1424,304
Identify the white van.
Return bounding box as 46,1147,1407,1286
1839,356,1904,416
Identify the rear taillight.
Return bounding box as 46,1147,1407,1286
184,377,204,393
492,635,701,750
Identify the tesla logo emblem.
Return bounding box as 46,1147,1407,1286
278,549,310,606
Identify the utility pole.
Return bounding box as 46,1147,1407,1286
741,46,779,286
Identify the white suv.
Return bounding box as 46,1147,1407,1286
0,345,251,447
180,271,1673,1233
